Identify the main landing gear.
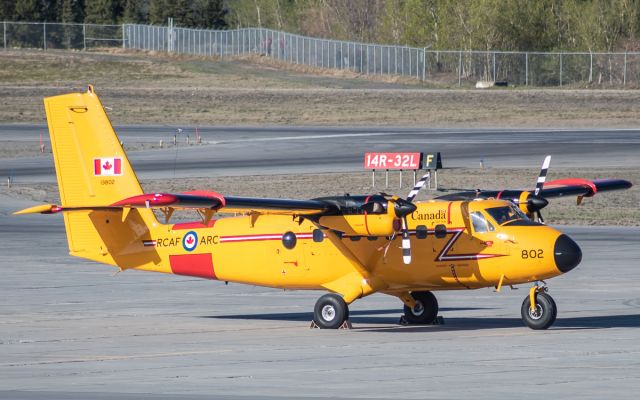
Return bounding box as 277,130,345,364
312,293,350,329
521,285,557,330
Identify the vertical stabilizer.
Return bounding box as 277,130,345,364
45,86,157,264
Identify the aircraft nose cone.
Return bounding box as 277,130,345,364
554,234,582,273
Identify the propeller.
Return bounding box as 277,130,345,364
530,155,551,223
378,172,431,265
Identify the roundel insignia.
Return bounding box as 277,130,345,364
182,231,198,252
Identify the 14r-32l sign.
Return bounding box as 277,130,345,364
364,152,422,170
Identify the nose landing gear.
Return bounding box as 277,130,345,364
521,285,557,330
401,291,440,325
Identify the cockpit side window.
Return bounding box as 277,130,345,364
471,211,494,233
361,201,386,215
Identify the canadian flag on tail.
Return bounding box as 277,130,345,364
94,157,122,176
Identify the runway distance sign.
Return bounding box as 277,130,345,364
364,152,422,170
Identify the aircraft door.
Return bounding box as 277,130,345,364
469,211,509,256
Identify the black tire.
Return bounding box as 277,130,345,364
313,293,348,329
403,291,439,324
521,292,557,330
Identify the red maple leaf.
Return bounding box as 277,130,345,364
186,236,194,245
102,161,112,170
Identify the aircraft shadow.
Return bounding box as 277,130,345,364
359,313,640,333
204,310,640,332
203,307,491,323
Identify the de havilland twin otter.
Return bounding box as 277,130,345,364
16,87,632,330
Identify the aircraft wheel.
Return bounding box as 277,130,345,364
403,291,439,324
313,293,348,329
521,292,557,330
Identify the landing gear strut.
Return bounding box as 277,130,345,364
521,286,557,330
402,291,439,324
312,293,349,329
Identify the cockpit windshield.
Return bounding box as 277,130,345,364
485,204,528,225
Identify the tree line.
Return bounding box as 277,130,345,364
0,0,226,28
228,0,640,52
2,0,640,51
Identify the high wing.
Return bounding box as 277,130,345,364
538,178,632,199
14,190,334,217
435,178,632,201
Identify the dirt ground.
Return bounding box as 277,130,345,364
2,49,640,127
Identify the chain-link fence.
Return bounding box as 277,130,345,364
3,21,640,87
124,24,640,87
124,24,427,80
1,21,123,50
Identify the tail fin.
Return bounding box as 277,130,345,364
45,86,157,265
46,85,143,206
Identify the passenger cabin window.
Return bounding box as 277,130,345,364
313,229,324,242
434,224,447,239
416,225,428,239
485,205,526,226
471,212,494,233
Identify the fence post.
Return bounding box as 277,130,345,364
458,50,462,86
366,45,369,74
525,52,529,86
83,23,86,50
492,51,496,81
422,47,427,82
559,52,563,87
624,52,627,87
589,51,593,83
3,21,6,49
122,24,125,49
43,22,46,50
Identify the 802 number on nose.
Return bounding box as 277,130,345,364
522,249,544,259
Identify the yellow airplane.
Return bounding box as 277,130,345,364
15,87,632,330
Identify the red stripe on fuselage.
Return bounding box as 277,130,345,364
363,195,372,236
219,233,314,243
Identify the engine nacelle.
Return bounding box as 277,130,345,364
318,212,397,237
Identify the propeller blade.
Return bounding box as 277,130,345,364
406,171,431,202
536,210,545,224
534,155,551,196
401,217,411,264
